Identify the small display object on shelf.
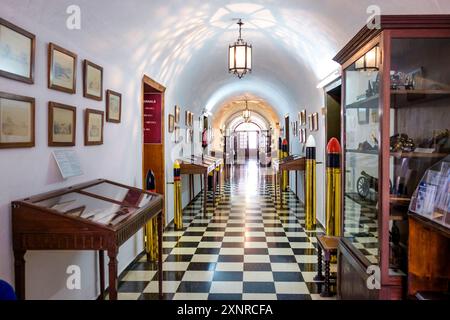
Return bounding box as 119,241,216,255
0,18,35,84
48,43,77,94
106,90,122,123
409,156,450,227
84,109,104,146
48,101,76,147
83,60,103,101
168,114,175,133
0,92,35,149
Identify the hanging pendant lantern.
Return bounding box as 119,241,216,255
229,19,252,79
242,100,251,123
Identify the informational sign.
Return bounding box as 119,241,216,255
143,93,162,144
53,150,83,179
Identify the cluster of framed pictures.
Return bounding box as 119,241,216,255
296,109,319,143
0,17,122,149
168,105,194,144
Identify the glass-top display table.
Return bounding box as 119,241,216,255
12,179,164,300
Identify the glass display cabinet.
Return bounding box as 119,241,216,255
334,15,450,299
12,179,164,300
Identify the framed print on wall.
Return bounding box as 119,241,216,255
48,43,77,94
168,114,175,133
106,90,122,123
312,112,319,131
308,114,313,132
0,92,35,148
48,102,76,147
174,105,180,124
84,109,104,146
0,18,35,84
83,60,103,101
185,111,191,127
299,110,306,126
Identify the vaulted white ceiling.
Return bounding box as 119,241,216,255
4,0,450,117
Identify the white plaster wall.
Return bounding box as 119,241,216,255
0,10,146,300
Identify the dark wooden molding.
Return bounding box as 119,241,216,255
333,15,450,64
83,60,104,101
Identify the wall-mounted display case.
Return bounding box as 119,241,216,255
334,15,450,299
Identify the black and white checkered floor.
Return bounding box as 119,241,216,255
117,163,336,300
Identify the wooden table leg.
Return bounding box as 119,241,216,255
157,212,164,300
203,173,208,216
14,249,26,300
279,170,283,208
321,252,333,297
212,171,217,207
273,170,277,203
99,250,105,300
107,248,118,300
314,246,325,282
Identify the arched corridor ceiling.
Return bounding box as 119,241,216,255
4,0,450,116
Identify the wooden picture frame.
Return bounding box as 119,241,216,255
84,109,104,146
174,126,180,143
168,114,175,133
358,108,369,124
0,18,35,84
48,43,77,94
308,114,313,132
0,92,35,148
83,60,103,101
106,90,122,123
174,105,180,124
48,102,76,147
299,128,306,143
299,110,306,126
312,112,319,131
185,110,190,127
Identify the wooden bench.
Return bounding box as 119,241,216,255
314,235,339,297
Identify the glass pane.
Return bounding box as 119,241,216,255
34,192,134,225
82,182,154,208
235,46,246,68
344,46,380,265
389,38,450,273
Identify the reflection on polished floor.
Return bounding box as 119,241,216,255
117,162,335,300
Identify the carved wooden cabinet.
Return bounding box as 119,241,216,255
12,179,164,300
334,15,450,299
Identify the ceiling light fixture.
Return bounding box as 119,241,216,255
229,19,252,79
242,100,251,122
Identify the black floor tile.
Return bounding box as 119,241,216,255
243,282,276,293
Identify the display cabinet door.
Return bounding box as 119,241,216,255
385,35,450,276
342,44,381,266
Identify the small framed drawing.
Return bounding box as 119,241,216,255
83,60,103,101
189,112,194,127
84,109,104,146
48,102,76,147
168,114,175,133
312,112,319,131
300,128,306,143
0,92,35,148
106,90,122,123
174,105,180,124
185,111,191,127
299,110,306,126
308,114,313,131
48,43,77,94
0,18,35,84
358,108,369,124
174,126,180,143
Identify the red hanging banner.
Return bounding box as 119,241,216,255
143,93,162,144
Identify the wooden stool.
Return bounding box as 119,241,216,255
315,235,339,297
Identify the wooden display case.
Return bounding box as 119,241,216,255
12,179,164,300
334,15,450,299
